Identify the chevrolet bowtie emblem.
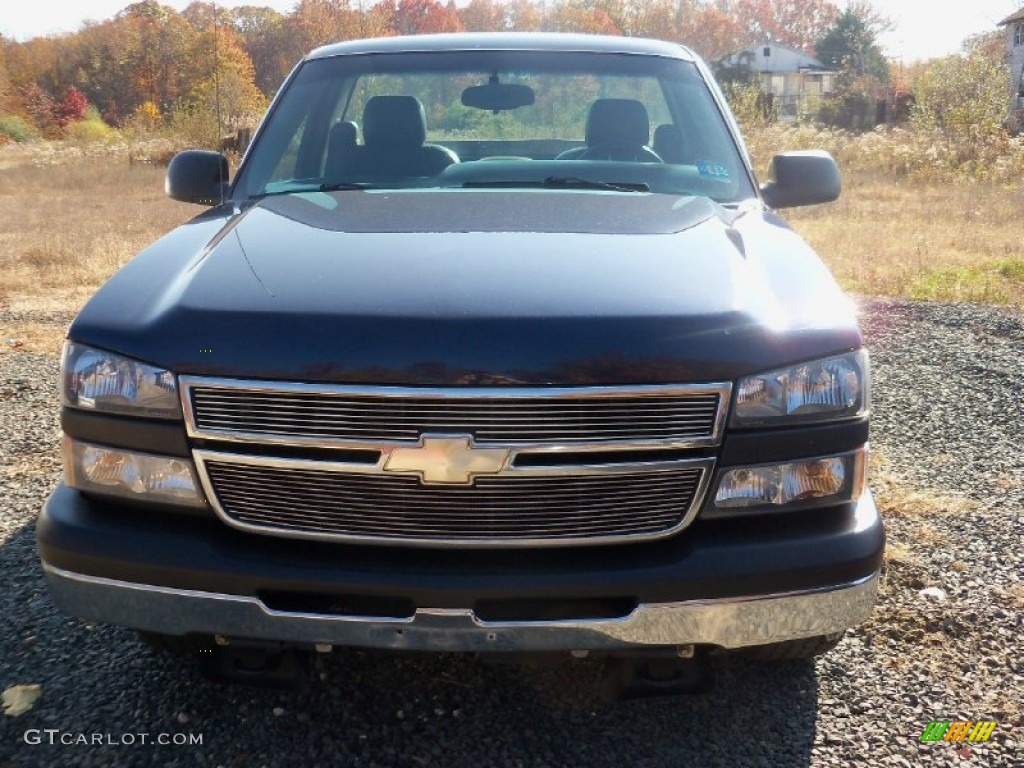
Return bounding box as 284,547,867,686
383,435,510,484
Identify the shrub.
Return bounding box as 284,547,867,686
165,102,221,149
740,120,1024,184
64,105,119,143
911,52,1009,144
0,114,37,142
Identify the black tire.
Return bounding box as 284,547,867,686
742,632,844,661
137,631,214,656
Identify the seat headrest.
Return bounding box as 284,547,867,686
328,120,359,152
586,99,650,147
653,123,684,163
363,96,427,151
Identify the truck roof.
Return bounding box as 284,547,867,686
307,32,695,62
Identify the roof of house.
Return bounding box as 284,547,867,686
999,8,1024,25
720,41,833,74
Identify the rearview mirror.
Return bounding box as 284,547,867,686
760,150,841,209
166,150,229,206
462,82,535,112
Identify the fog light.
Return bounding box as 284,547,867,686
709,449,865,516
64,438,206,507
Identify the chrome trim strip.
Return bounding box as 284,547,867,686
192,449,716,548
179,376,733,452
41,564,879,652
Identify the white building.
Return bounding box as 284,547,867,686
999,8,1024,117
718,41,837,117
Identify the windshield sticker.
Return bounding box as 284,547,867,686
696,161,731,183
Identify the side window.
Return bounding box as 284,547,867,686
270,115,308,180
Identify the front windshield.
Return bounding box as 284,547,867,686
234,49,755,203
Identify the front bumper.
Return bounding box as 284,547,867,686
42,563,877,652
38,482,883,652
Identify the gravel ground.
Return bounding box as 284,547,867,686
0,298,1021,767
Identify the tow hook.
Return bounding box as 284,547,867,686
606,649,712,699
200,641,310,689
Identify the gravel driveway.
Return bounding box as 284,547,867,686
0,298,1021,767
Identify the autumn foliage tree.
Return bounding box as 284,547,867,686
734,0,839,52
0,0,944,144
384,0,465,35
56,86,88,127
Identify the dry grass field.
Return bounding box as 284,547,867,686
0,152,191,356
1,142,1022,359
788,173,1024,305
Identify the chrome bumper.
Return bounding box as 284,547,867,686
42,564,878,652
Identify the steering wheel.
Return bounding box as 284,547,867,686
577,142,663,163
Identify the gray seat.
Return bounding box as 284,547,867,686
324,120,359,179
653,123,687,164
344,96,458,180
556,98,661,162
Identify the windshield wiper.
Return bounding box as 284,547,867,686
542,176,649,193
462,177,648,193
250,181,370,200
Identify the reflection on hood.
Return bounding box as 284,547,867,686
252,188,727,235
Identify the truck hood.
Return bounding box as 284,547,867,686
70,190,861,385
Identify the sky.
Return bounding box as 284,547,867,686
2,0,1023,62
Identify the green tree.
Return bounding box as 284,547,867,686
815,7,889,82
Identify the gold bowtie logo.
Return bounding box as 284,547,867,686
383,435,510,484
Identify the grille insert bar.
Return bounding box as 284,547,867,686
197,453,713,547
182,378,731,449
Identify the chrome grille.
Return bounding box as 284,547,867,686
199,456,709,546
183,379,729,447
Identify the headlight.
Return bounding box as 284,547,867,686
64,438,206,508
731,350,868,427
62,342,180,418
706,448,866,517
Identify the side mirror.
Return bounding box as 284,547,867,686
166,150,229,205
760,150,841,209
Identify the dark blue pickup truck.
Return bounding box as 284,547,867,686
38,33,881,690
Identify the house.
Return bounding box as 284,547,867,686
999,8,1024,121
717,42,837,118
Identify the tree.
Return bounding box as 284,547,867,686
56,85,88,126
459,0,506,31
280,0,364,66
734,0,840,53
0,36,17,114
815,7,889,82
912,51,1011,141
961,29,1006,64
392,0,465,35
19,82,58,136
677,4,745,61
626,0,679,41
180,25,267,130
505,0,542,30
229,6,291,96
544,1,620,35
